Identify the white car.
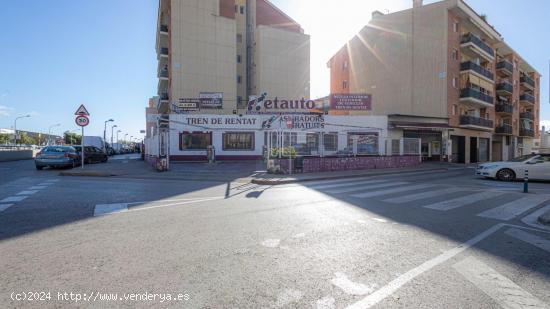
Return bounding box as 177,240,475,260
476,154,550,181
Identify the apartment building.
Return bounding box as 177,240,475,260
155,0,310,115
327,0,540,164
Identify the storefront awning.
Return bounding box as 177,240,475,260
389,121,452,131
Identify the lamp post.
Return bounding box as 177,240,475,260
103,119,114,153
124,134,129,145
116,130,121,153
13,115,31,145
47,123,61,145
110,125,118,150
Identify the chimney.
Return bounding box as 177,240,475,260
372,10,384,19
413,0,423,8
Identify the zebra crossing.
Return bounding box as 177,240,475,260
301,175,550,222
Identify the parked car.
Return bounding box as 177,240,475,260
476,154,550,181
73,146,108,164
35,146,80,170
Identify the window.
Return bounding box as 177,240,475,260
223,132,254,150
237,55,241,63
180,132,211,150
237,75,242,84
237,96,242,105
452,104,457,115
453,21,458,32
343,60,348,69
347,133,379,155
240,6,244,14
452,77,458,89
234,5,238,13
323,133,338,151
236,34,242,43
451,49,458,61
343,80,348,89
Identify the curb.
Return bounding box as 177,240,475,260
59,171,122,177
250,168,449,185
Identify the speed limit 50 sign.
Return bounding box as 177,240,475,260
75,115,89,127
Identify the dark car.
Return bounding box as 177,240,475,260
73,146,108,164
35,146,81,170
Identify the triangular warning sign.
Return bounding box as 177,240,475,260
75,104,90,116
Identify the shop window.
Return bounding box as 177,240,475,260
323,133,338,151
180,132,211,150
223,132,254,150
347,133,379,155
306,133,320,154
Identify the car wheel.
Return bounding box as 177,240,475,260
36,165,43,170
496,168,515,182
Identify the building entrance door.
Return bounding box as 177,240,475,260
451,135,465,163
470,137,478,163
492,140,502,162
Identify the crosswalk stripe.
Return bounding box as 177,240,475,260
382,187,464,204
305,177,381,188
505,228,550,253
309,179,389,190
453,256,549,309
350,184,437,199
477,195,550,221
423,191,505,211
93,203,128,216
0,204,14,212
327,182,408,194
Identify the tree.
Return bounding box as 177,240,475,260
64,131,82,145
19,132,37,145
0,133,10,145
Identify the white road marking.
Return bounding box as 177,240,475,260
261,239,281,248
0,204,14,212
38,182,53,186
505,228,550,253
309,179,389,190
346,224,505,309
423,191,505,211
292,233,306,238
382,187,464,204
453,256,549,309
521,205,550,231
303,177,379,187
372,218,388,223
275,289,303,308
357,219,367,224
315,296,336,309
45,179,59,182
93,203,128,216
331,272,377,296
29,186,47,190
327,182,408,194
350,184,437,199
17,190,38,195
0,196,28,203
477,195,550,221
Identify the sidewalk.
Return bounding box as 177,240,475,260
59,158,468,184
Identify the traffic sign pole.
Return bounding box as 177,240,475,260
81,126,85,169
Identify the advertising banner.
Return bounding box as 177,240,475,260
174,98,199,113
199,92,223,109
330,94,372,111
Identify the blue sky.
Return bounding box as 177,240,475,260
0,0,549,139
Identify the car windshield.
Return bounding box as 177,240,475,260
42,146,74,152
508,154,538,162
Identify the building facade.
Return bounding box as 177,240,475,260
327,0,541,164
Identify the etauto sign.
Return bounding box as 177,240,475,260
248,92,317,114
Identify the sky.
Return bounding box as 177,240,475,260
0,0,549,139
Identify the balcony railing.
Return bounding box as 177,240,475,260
495,102,513,114
460,87,494,105
496,59,513,75
520,128,535,137
160,93,169,101
159,70,169,78
461,33,494,58
520,75,535,88
459,115,493,128
520,112,534,120
460,61,494,81
520,93,535,104
496,81,513,94
495,124,512,135
160,47,169,56
160,25,169,33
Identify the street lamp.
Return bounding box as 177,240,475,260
110,125,118,148
103,119,114,153
124,133,129,144
13,115,31,145
116,130,121,153
48,123,61,145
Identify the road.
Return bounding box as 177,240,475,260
1,159,549,308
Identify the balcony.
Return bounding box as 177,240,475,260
158,70,169,79
496,81,513,95
459,115,494,131
160,47,169,57
520,111,534,121
459,87,494,108
520,93,535,105
160,24,169,34
520,128,535,137
496,59,513,76
460,33,494,61
460,61,494,82
520,75,535,90
495,102,513,114
495,124,512,135
160,92,169,102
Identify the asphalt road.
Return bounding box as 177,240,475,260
1,159,549,308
